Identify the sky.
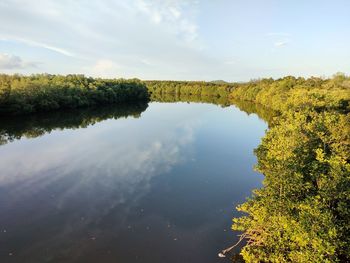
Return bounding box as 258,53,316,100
0,0,349,81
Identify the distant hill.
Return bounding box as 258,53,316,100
210,80,229,84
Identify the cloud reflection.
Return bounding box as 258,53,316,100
0,104,201,262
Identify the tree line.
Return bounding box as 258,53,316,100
145,80,234,98
230,74,350,262
229,73,350,113
145,75,349,113
0,74,149,114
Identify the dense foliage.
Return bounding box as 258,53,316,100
145,80,234,98
231,74,350,262
0,74,149,114
229,74,350,113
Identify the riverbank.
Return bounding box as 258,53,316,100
0,74,149,115
229,74,350,262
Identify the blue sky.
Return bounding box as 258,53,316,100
0,0,349,81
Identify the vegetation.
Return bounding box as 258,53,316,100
231,74,350,262
229,73,350,113
145,80,234,98
0,74,149,114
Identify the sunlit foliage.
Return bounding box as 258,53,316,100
229,74,350,113
145,80,235,98
0,74,149,114
231,74,350,262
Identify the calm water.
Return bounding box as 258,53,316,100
0,102,267,263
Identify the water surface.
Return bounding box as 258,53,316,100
0,102,267,263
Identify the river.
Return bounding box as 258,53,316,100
0,100,268,263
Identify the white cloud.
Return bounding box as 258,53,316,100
0,0,212,79
88,59,121,78
266,33,290,48
0,37,76,57
140,58,155,66
134,0,199,43
169,6,181,19
3,1,345,80
0,53,37,69
274,41,289,47
23,39,75,57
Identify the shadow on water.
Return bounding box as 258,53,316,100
0,102,149,146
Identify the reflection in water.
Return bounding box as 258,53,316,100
0,102,148,145
151,92,278,124
150,92,231,107
229,98,278,125
0,100,267,263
